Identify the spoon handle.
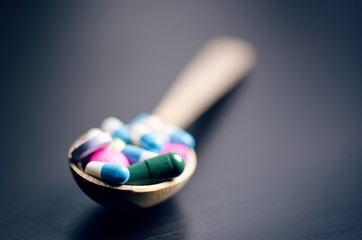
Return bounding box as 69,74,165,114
152,37,256,129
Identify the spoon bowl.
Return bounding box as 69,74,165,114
68,133,197,210
68,37,256,209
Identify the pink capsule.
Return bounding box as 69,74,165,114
160,143,189,163
90,148,130,167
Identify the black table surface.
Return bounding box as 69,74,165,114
2,1,362,239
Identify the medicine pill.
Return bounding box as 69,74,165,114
85,161,130,185
101,117,122,134
72,132,112,161
90,148,130,167
108,138,126,152
75,114,195,186
143,115,163,131
125,152,185,185
100,117,131,143
160,143,189,163
112,125,131,144
127,113,163,131
86,128,103,138
130,123,164,153
121,145,158,164
161,124,195,148
127,113,150,126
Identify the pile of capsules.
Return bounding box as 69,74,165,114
70,113,195,186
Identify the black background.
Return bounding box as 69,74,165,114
2,1,362,239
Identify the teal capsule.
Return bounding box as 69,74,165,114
125,152,185,185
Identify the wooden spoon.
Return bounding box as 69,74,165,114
68,37,256,210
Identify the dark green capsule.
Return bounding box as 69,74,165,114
125,152,185,185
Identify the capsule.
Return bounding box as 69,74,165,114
127,113,163,131
161,124,195,148
127,113,150,126
121,145,158,164
142,115,163,131
101,117,122,134
130,123,164,153
85,161,130,185
101,117,131,143
71,132,112,161
112,125,131,144
125,152,185,185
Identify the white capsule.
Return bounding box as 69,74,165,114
85,161,103,179
101,117,123,135
161,124,178,137
130,123,150,144
85,161,130,185
143,115,163,131
129,123,164,152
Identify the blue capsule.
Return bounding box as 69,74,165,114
122,145,158,164
101,117,132,144
112,125,131,144
101,117,123,134
85,161,130,185
127,113,150,126
163,124,195,148
130,123,164,153
140,133,163,152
